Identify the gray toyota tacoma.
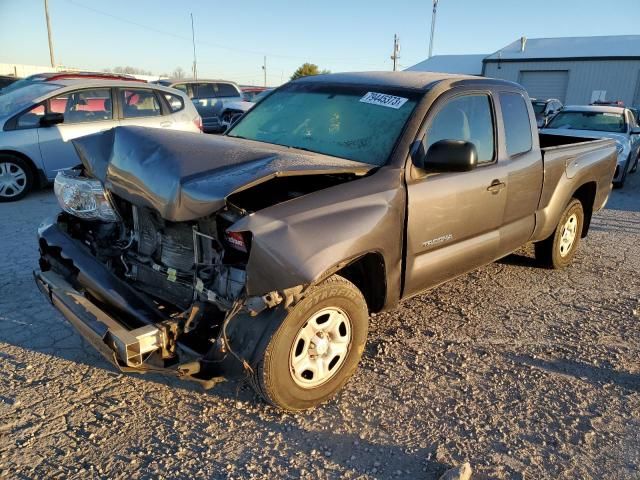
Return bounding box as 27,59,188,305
35,72,617,410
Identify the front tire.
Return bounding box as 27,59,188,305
0,154,33,202
535,198,584,269
251,275,369,411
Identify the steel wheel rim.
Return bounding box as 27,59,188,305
559,213,578,257
289,307,352,388
0,162,27,198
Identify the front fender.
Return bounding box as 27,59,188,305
229,168,405,303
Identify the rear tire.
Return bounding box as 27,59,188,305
251,275,369,411
0,154,33,202
535,199,584,269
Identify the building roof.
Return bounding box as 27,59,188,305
485,35,640,61
405,54,487,75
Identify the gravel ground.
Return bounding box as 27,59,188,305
1,173,639,480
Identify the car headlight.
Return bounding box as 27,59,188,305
54,171,119,221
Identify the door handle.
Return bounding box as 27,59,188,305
160,121,172,127
487,180,506,194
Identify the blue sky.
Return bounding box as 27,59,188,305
1,0,639,85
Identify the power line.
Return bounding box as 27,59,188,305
63,0,388,64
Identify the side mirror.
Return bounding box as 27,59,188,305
414,139,478,172
631,126,640,135
40,112,64,127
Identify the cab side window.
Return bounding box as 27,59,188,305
500,92,533,156
425,94,495,164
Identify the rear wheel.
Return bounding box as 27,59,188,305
0,154,33,202
251,275,369,411
535,199,584,269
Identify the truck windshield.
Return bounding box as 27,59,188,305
227,84,419,166
546,111,626,133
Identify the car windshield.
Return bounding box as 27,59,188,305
546,110,626,133
531,101,546,114
227,84,419,166
0,83,61,116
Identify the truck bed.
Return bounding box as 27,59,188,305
531,132,617,242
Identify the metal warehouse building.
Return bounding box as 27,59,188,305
408,35,640,107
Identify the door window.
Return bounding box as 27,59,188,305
216,83,240,98
50,88,112,123
16,104,45,128
121,89,162,118
425,94,495,163
192,83,217,99
499,92,533,156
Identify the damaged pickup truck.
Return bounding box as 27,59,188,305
35,72,617,410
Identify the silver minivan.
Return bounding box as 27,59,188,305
0,79,202,201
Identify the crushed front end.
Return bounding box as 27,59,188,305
35,169,280,386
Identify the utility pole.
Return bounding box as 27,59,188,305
262,56,267,87
190,13,198,80
44,0,55,68
428,0,439,58
390,34,400,71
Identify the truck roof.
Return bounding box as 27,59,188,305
293,71,520,92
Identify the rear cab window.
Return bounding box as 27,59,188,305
499,92,532,156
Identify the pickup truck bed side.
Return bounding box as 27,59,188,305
532,135,616,242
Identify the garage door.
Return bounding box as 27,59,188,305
518,70,569,102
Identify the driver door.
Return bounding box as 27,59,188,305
38,87,117,178
403,91,508,298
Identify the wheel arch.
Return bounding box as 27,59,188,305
0,149,47,187
334,251,387,314
571,181,597,237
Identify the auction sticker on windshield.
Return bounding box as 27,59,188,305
360,92,408,109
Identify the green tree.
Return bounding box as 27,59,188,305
290,63,330,81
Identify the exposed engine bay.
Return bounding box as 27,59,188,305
39,167,363,379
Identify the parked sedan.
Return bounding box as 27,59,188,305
0,79,202,201
153,79,243,133
542,105,640,187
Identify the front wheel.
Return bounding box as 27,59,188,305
251,275,369,411
535,199,584,269
0,154,33,202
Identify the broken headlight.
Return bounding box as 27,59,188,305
54,171,119,222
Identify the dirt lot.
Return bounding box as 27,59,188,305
1,173,639,479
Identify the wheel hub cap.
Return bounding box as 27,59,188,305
559,213,578,257
0,162,27,198
289,307,352,388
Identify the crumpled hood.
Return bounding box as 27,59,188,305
72,126,373,221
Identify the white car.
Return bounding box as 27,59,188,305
543,105,640,188
220,88,274,130
0,79,202,201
